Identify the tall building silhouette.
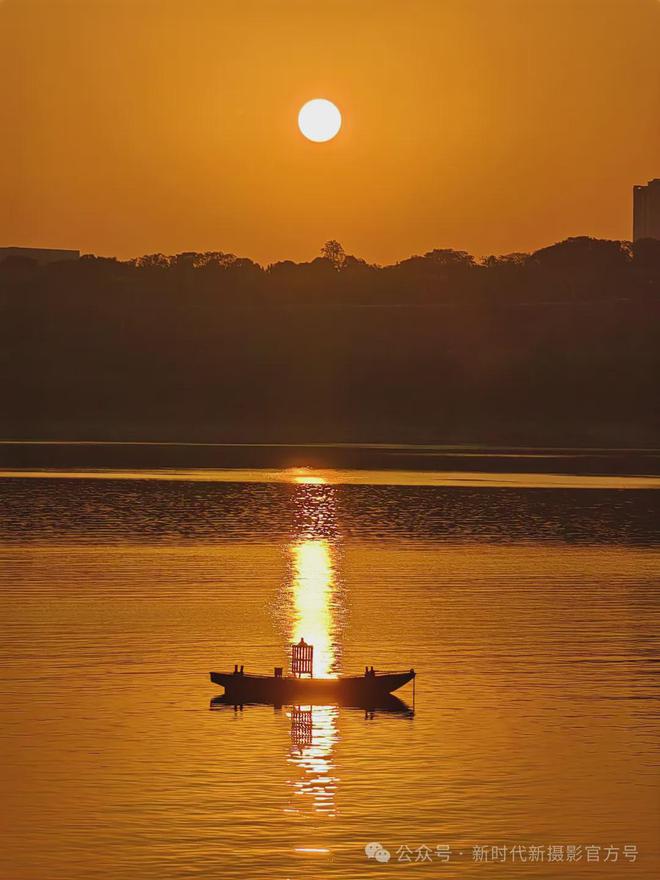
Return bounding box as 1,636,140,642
633,179,660,241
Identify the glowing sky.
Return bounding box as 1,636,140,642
2,0,659,264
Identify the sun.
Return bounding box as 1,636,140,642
298,99,342,143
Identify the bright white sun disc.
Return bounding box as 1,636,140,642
298,99,341,142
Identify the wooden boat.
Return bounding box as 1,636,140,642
209,668,415,704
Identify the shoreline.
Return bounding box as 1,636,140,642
0,441,659,477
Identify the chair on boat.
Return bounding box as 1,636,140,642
291,638,314,678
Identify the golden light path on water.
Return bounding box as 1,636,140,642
286,472,341,821
291,540,336,679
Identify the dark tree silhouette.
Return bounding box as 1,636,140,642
321,240,346,269
1,237,658,446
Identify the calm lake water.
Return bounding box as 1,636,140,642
1,468,659,879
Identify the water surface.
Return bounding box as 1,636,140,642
1,469,658,878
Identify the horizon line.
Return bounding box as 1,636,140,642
1,232,649,270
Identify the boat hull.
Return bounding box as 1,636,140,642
210,670,415,704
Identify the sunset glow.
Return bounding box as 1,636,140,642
2,0,659,874
3,1,658,262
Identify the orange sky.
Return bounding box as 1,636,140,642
2,0,659,265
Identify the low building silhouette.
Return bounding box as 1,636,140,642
0,246,80,265
633,179,660,241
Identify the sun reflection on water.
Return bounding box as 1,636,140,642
285,473,342,817
290,540,337,678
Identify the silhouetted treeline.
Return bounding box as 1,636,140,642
1,237,659,445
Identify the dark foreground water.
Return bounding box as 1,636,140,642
1,468,659,879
